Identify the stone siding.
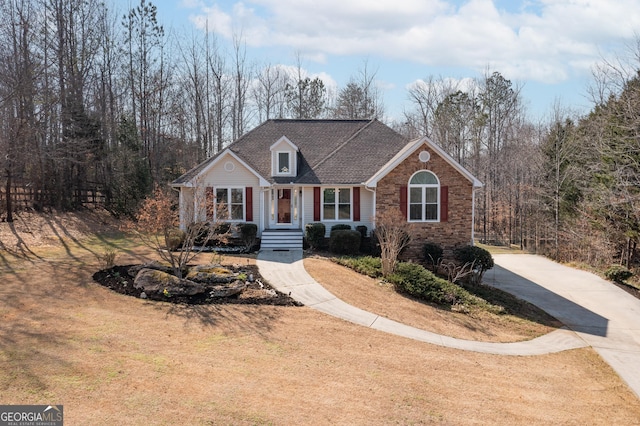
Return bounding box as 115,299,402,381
376,144,475,262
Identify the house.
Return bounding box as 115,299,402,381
171,119,482,260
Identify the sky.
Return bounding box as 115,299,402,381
156,0,640,122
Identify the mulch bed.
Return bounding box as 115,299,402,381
93,264,301,306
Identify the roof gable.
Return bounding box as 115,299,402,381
171,149,269,187
365,136,483,188
269,136,299,152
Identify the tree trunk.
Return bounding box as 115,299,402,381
6,169,13,223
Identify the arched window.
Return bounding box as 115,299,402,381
408,171,439,222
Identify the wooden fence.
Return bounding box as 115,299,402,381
0,180,106,214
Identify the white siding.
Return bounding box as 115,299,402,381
178,187,195,230
191,153,261,225
300,186,375,237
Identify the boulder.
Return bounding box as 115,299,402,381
185,264,237,284
134,268,206,297
208,280,247,298
129,261,174,277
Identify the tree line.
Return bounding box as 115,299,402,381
1,0,638,270
0,0,382,218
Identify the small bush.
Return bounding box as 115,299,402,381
604,265,633,283
454,245,494,275
355,225,367,238
329,230,361,255
423,242,443,270
305,223,326,250
238,223,258,251
388,262,486,307
331,224,352,232
100,248,118,269
335,256,382,278
165,228,186,251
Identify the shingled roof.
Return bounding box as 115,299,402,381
172,119,410,186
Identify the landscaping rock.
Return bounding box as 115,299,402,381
186,264,237,284
208,280,248,298
129,261,174,276
134,268,206,297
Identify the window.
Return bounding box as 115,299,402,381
277,152,290,174
216,187,244,220
323,188,351,220
408,171,439,222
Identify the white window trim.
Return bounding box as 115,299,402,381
321,187,352,221
276,151,292,175
214,186,245,222
407,171,440,223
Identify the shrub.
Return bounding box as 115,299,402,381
305,222,326,250
238,223,258,251
165,228,186,251
423,242,443,271
331,224,352,232
335,256,382,278
100,248,118,269
604,265,633,283
336,257,499,312
213,222,232,235
453,245,494,282
188,222,210,246
388,262,484,307
329,230,361,255
356,225,368,253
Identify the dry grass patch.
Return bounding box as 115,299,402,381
1,213,639,424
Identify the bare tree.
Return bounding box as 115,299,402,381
333,60,384,119
374,208,413,277
253,63,289,121
127,184,231,278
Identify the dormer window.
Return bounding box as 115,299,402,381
271,136,298,176
278,152,290,174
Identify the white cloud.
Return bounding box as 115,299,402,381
189,0,640,84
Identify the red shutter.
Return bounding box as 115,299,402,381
245,187,253,222
400,185,408,218
206,187,214,220
353,187,360,222
440,186,448,222
313,187,321,221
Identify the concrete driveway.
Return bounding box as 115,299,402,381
485,254,640,399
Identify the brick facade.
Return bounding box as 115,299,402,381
376,144,475,262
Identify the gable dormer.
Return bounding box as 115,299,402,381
270,136,299,177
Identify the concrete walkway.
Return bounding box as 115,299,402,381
256,250,586,357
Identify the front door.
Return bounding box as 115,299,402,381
277,188,292,224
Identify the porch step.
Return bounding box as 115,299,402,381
260,229,304,250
